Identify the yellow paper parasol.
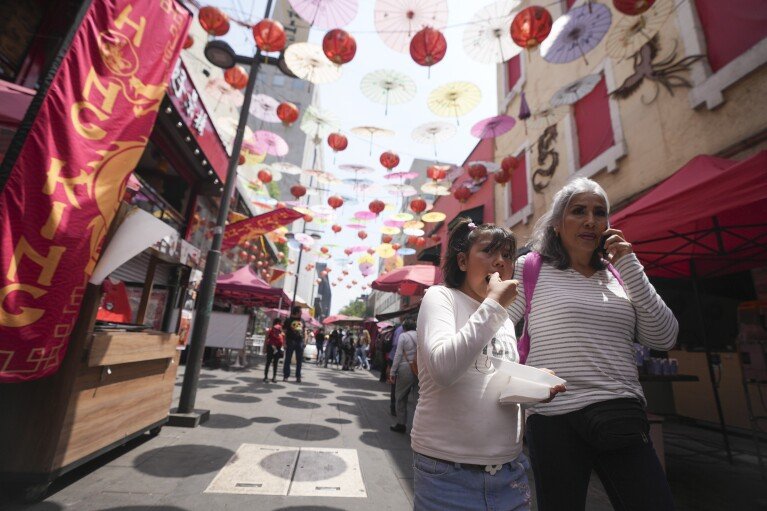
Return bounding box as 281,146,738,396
427,81,482,125
285,43,342,84
422,211,446,222
381,226,401,235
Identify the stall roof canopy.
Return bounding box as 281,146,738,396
611,151,767,279
216,265,289,307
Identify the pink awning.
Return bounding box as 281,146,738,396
216,265,289,307
0,80,34,128
371,264,442,296
611,151,767,278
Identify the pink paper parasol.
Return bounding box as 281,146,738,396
346,223,367,229
355,211,378,220
288,0,359,30
252,131,289,156
384,171,419,180
383,219,405,227
374,0,449,53
339,163,375,174
250,94,280,123
470,114,517,139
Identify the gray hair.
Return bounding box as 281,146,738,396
529,177,610,270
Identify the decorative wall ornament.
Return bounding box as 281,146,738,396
611,36,705,104
532,125,559,192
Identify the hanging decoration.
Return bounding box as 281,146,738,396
369,199,386,215
502,155,520,174
411,121,456,159
328,195,344,209
604,0,673,59
510,6,553,50
426,164,449,182
409,197,427,215
613,0,656,16
332,224,343,233
358,230,368,240
277,102,300,126
327,132,348,162
291,184,307,199
323,29,357,65
453,185,472,203
360,69,417,115
540,3,612,65
250,94,281,123
494,168,511,184
257,169,273,184
550,74,602,107
374,0,449,53
410,26,447,76
427,81,482,125
301,105,341,143
351,125,396,155
380,150,400,171
531,125,559,192
183,35,194,49
462,0,521,64
224,65,248,90
288,0,359,30
284,43,342,84
466,163,488,183
252,19,287,52
199,6,230,36
422,211,446,223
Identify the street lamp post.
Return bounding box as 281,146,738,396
172,0,277,426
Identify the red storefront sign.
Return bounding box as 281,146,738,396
222,208,304,251
167,59,229,181
0,0,191,382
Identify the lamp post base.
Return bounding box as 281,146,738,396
167,408,210,428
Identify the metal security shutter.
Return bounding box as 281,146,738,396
109,251,170,286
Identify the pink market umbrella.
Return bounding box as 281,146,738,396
250,94,280,123
252,131,289,156
374,0,449,53
289,0,359,30
470,114,516,139
372,264,442,296
540,2,612,65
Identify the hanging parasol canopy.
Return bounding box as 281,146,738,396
386,184,418,197
550,73,602,107
288,0,359,30
204,77,244,112
411,120,457,158
470,114,517,139
271,161,303,175
285,43,342,84
252,130,289,157
219,118,254,150
421,182,451,196
250,94,281,123
374,0,449,53
605,0,674,59
384,171,419,180
339,163,376,174
360,69,417,115
427,81,482,125
300,105,341,143
462,0,522,64
528,104,569,130
351,125,396,154
540,2,612,65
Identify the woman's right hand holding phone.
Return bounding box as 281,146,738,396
486,272,519,308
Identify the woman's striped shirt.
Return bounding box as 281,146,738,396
507,253,678,416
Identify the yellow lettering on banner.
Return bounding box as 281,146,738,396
71,101,109,140
159,0,173,14
82,67,121,114
42,158,91,208
41,202,66,240
114,5,146,47
7,237,66,287
0,284,46,328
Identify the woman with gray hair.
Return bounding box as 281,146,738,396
508,177,678,511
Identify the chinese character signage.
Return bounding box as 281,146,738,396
0,0,191,382
167,59,229,181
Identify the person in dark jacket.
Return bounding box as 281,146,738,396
263,318,284,383
282,306,306,382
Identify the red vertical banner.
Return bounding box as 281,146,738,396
0,1,191,382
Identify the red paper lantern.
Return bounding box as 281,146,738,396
380,151,400,171
322,29,357,65
406,235,418,246
328,195,344,209
344,248,353,256
382,234,393,244
346,284,352,289
277,102,299,126
494,169,511,184
409,197,427,214
199,6,229,36
410,26,447,69
510,6,553,49
366,249,375,255
290,184,306,199
501,155,520,173
332,224,342,233
224,65,248,90
252,19,286,52
431,235,441,243
368,199,385,215
257,169,272,184
453,185,472,203
613,0,655,15
358,231,368,240
467,163,488,182
415,237,427,248
238,153,246,165
426,165,448,182
327,132,348,153
304,214,313,223
392,243,401,250
183,35,194,49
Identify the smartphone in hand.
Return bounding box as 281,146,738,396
598,222,611,257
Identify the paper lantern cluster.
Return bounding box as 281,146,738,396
252,19,286,52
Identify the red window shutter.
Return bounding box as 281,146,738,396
510,150,528,214
506,55,521,92
573,76,613,168
565,0,577,10
694,0,767,72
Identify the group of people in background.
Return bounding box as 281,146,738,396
317,326,372,371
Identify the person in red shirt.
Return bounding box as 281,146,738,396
263,318,284,383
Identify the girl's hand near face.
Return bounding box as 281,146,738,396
485,272,519,308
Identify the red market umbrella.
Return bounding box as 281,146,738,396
371,264,442,296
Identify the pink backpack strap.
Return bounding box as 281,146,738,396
607,263,625,289
517,252,543,364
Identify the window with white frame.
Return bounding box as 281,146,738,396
676,0,767,109
504,143,533,228
562,60,627,179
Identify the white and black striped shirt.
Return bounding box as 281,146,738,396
508,253,678,416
